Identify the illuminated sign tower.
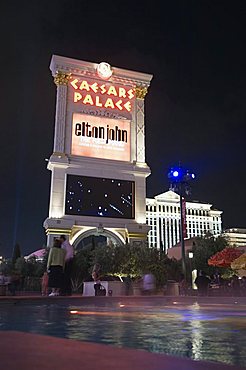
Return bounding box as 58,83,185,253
43,55,153,247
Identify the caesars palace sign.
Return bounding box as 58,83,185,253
70,77,134,112
69,63,134,162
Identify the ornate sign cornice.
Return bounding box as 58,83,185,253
50,55,153,88
76,107,128,120
54,71,71,86
135,86,148,99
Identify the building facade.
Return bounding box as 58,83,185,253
223,228,246,247
146,190,222,251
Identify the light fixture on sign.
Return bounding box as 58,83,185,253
97,62,112,80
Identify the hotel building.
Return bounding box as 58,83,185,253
222,228,246,247
146,190,222,251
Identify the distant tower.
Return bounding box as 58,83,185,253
43,55,153,247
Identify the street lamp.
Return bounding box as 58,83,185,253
168,165,196,281
188,251,194,287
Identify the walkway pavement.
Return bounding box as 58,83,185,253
0,331,243,370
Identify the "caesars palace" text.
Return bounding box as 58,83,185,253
70,78,135,112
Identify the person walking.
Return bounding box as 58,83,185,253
0,271,7,285
195,271,211,296
60,235,74,295
240,276,246,296
142,272,156,295
179,273,189,296
41,271,49,296
231,275,240,296
47,238,66,296
92,263,103,296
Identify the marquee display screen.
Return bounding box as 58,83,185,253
71,113,131,161
65,175,135,219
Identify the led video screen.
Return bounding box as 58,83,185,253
65,175,135,219
71,113,131,161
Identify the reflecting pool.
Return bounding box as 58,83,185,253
0,301,245,367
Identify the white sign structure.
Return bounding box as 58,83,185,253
43,55,153,247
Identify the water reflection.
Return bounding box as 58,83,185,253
0,302,245,367
65,303,246,367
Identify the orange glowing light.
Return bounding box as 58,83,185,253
68,310,177,319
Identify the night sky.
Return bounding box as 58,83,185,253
1,1,246,257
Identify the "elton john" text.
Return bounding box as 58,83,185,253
74,121,128,144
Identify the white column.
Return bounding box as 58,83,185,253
135,86,148,163
160,213,164,251
164,207,168,250
53,71,70,153
195,212,198,236
176,216,180,244
156,209,160,249
48,167,66,218
168,214,172,249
